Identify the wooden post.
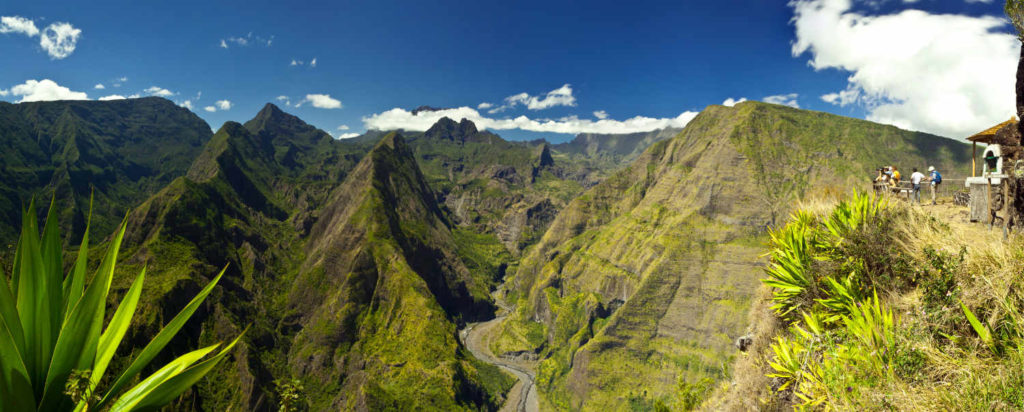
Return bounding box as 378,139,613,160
973,142,977,177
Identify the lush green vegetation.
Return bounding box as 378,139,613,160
0,200,239,412
0,97,212,245
716,191,1024,410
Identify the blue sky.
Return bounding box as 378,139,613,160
0,0,1014,142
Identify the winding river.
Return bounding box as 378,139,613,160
460,304,539,412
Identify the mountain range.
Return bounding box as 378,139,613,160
0,97,973,411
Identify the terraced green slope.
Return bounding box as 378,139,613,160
0,97,211,243
490,101,973,410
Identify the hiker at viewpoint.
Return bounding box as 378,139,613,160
910,167,925,204
928,166,942,205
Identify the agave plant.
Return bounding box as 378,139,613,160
763,211,818,317
0,200,241,412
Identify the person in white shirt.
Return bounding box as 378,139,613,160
910,168,925,204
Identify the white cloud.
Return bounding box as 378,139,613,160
215,99,232,110
488,84,577,113
593,110,609,119
722,97,747,107
177,91,200,110
477,102,493,109
276,95,291,106
1,17,81,59
338,132,360,139
94,83,105,90
290,57,317,67
220,32,272,49
99,95,126,101
204,106,216,112
39,22,81,59
112,76,127,88
9,79,88,102
337,124,350,130
0,16,39,37
144,86,175,97
298,93,342,109
363,106,698,135
791,0,1017,138
762,93,800,108
0,89,9,96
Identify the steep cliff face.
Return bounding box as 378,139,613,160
116,108,512,411
0,97,211,243
491,101,973,410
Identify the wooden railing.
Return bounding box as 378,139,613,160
871,179,968,201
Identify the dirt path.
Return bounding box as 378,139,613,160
460,303,539,412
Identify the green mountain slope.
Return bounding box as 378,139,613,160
489,101,973,410
0,97,211,243
551,127,682,184
113,106,512,410
359,118,674,255
291,133,510,409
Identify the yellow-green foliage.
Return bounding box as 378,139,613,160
747,193,1024,411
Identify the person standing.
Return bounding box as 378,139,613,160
910,168,925,204
928,166,942,205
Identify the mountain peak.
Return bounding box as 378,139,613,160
248,103,291,127
424,117,479,142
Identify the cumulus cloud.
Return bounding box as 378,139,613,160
762,93,800,108
791,0,1017,137
9,79,88,102
363,106,698,135
276,95,291,106
488,84,577,113
94,83,105,90
290,59,301,66
722,97,747,107
220,32,272,49
593,110,609,119
39,22,81,59
99,95,126,101
0,16,39,36
298,93,342,109
310,57,317,67
337,132,360,139
477,102,493,109
204,106,216,112
337,124,350,130
1,17,81,59
215,99,232,110
144,86,175,97
0,89,8,96
113,77,126,88
178,91,201,110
